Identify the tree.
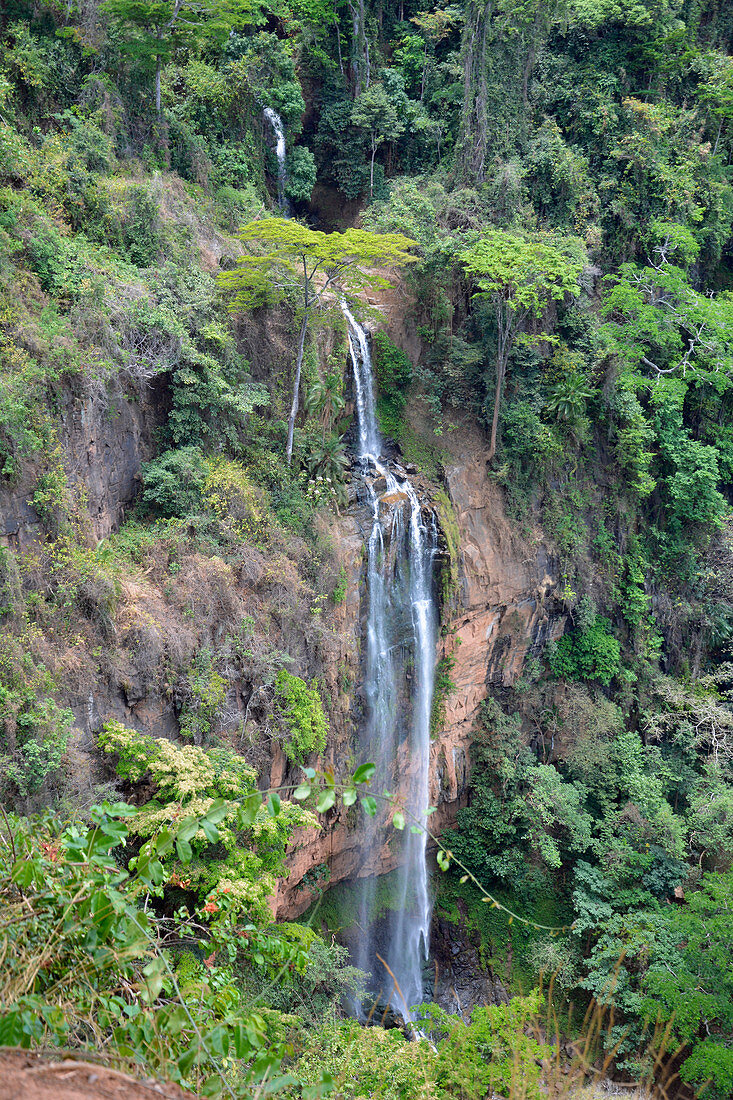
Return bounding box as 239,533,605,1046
351,82,405,199
218,218,417,463
305,371,345,438
602,222,733,387
460,230,583,461
102,0,260,116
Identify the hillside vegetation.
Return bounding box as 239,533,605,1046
1,0,733,1097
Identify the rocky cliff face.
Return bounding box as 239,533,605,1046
0,381,164,550
2,304,564,919
274,423,565,918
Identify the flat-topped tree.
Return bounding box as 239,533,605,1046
461,230,583,462
218,217,418,464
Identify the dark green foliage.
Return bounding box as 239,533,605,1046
549,616,621,686
285,146,317,204
141,447,207,518
371,330,413,439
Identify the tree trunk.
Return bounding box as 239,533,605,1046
457,0,491,183
369,139,376,198
487,356,506,462
488,304,511,462
155,38,162,117
286,311,309,465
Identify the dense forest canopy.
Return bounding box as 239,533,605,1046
1,0,733,1097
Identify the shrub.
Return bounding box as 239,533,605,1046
141,447,208,518
372,330,413,438
273,669,328,764
549,615,621,686
123,185,161,267
0,638,73,798
285,145,317,203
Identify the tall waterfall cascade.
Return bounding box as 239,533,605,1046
263,107,289,215
342,303,439,1020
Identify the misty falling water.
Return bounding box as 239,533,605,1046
343,303,439,1020
263,107,289,215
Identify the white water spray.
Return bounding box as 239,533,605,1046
263,107,289,215
342,302,438,1020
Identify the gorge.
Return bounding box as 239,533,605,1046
3,3,733,1097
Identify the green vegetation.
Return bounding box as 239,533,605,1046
2,0,733,1096
273,669,328,764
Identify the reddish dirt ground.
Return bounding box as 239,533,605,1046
0,1050,197,1100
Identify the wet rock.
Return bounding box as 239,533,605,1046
381,490,409,506
430,916,510,1018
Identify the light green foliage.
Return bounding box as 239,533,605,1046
291,1017,436,1099
218,218,418,313
0,802,317,1098
0,634,73,798
98,720,316,920
549,614,621,685
433,488,460,604
292,992,552,1100
430,653,456,737
423,992,551,1100
603,246,733,389
179,650,226,744
273,669,328,764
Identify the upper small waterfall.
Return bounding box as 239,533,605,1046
263,107,289,215
342,303,438,1021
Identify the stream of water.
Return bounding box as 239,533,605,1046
342,303,439,1020
263,107,289,215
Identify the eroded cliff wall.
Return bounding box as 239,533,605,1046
274,419,566,917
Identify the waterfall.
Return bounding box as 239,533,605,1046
263,107,289,215
342,302,438,1021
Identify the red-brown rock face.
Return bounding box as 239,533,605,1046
274,433,565,918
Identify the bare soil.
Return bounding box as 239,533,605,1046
0,1050,197,1100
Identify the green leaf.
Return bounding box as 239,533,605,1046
178,1046,197,1075
200,818,219,844
293,783,312,800
342,787,357,806
204,798,229,825
392,812,405,830
239,792,262,826
353,763,376,784
176,838,193,863
142,957,165,1001
267,792,282,817
360,795,377,817
176,817,199,843
316,789,336,813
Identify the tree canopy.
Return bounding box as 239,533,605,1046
218,218,418,461
460,230,583,460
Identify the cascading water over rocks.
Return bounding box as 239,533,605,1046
263,107,289,215
342,302,439,1020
